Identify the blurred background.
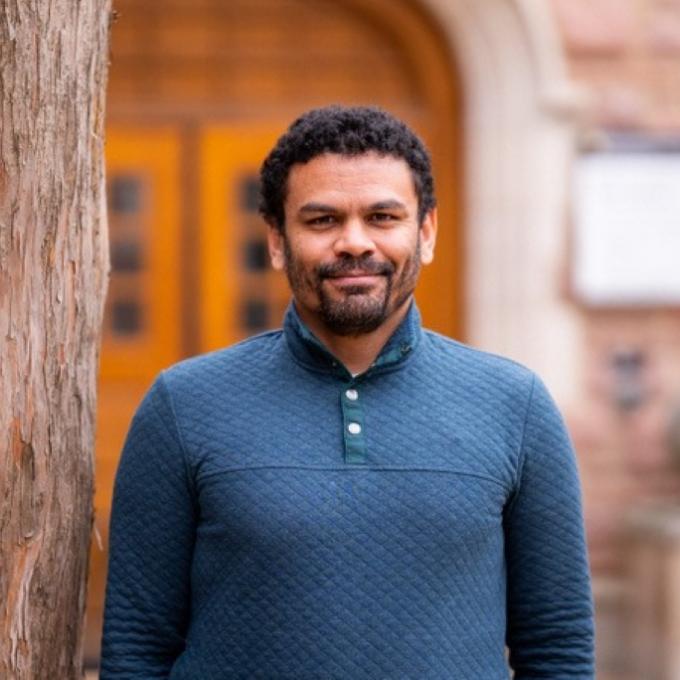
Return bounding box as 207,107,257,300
86,0,680,677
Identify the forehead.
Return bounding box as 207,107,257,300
285,152,417,208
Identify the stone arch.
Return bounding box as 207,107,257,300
421,0,586,402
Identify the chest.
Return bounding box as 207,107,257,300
187,369,521,487
194,467,508,573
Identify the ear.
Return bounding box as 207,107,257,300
419,208,437,265
267,223,286,271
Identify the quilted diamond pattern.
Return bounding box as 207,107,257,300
100,304,594,679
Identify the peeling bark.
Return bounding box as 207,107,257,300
0,1,111,677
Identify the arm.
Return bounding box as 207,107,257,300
100,372,196,679
504,376,595,679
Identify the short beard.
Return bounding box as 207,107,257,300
318,273,393,336
283,237,421,337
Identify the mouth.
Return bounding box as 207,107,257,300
324,273,384,287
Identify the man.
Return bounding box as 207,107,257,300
101,106,594,679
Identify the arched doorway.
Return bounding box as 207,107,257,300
88,0,463,663
419,0,586,402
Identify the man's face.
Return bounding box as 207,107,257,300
268,152,437,336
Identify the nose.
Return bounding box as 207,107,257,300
333,218,375,258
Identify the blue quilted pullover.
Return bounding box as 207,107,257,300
101,302,594,679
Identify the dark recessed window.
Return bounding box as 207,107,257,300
239,175,261,214
243,239,268,271
110,176,141,214
111,300,142,335
111,240,142,272
242,299,268,331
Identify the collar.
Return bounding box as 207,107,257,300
283,300,423,380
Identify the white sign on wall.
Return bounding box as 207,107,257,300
573,151,680,305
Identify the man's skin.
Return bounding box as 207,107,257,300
267,151,437,374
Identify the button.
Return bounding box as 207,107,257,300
345,388,358,401
347,422,362,435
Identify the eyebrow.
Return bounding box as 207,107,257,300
367,200,407,212
298,202,339,215
298,199,407,215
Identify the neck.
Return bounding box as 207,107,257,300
296,297,413,376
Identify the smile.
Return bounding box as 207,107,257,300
325,273,385,286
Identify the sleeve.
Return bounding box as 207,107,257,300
504,375,595,679
100,372,197,679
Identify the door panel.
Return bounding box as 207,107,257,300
101,129,183,379
200,125,288,352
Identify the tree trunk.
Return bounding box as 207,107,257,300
0,1,111,677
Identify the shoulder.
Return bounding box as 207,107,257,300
421,329,536,394
159,329,285,390
422,334,570,448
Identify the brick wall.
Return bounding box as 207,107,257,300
553,0,680,131
549,0,680,579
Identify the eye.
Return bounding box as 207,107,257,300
306,214,337,227
369,212,398,223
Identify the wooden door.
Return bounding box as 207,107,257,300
91,0,464,666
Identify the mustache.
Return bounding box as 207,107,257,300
317,257,395,278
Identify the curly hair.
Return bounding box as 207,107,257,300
259,105,436,231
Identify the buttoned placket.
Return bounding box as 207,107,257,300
283,301,419,466
340,383,366,464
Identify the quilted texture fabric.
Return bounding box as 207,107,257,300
100,303,594,679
